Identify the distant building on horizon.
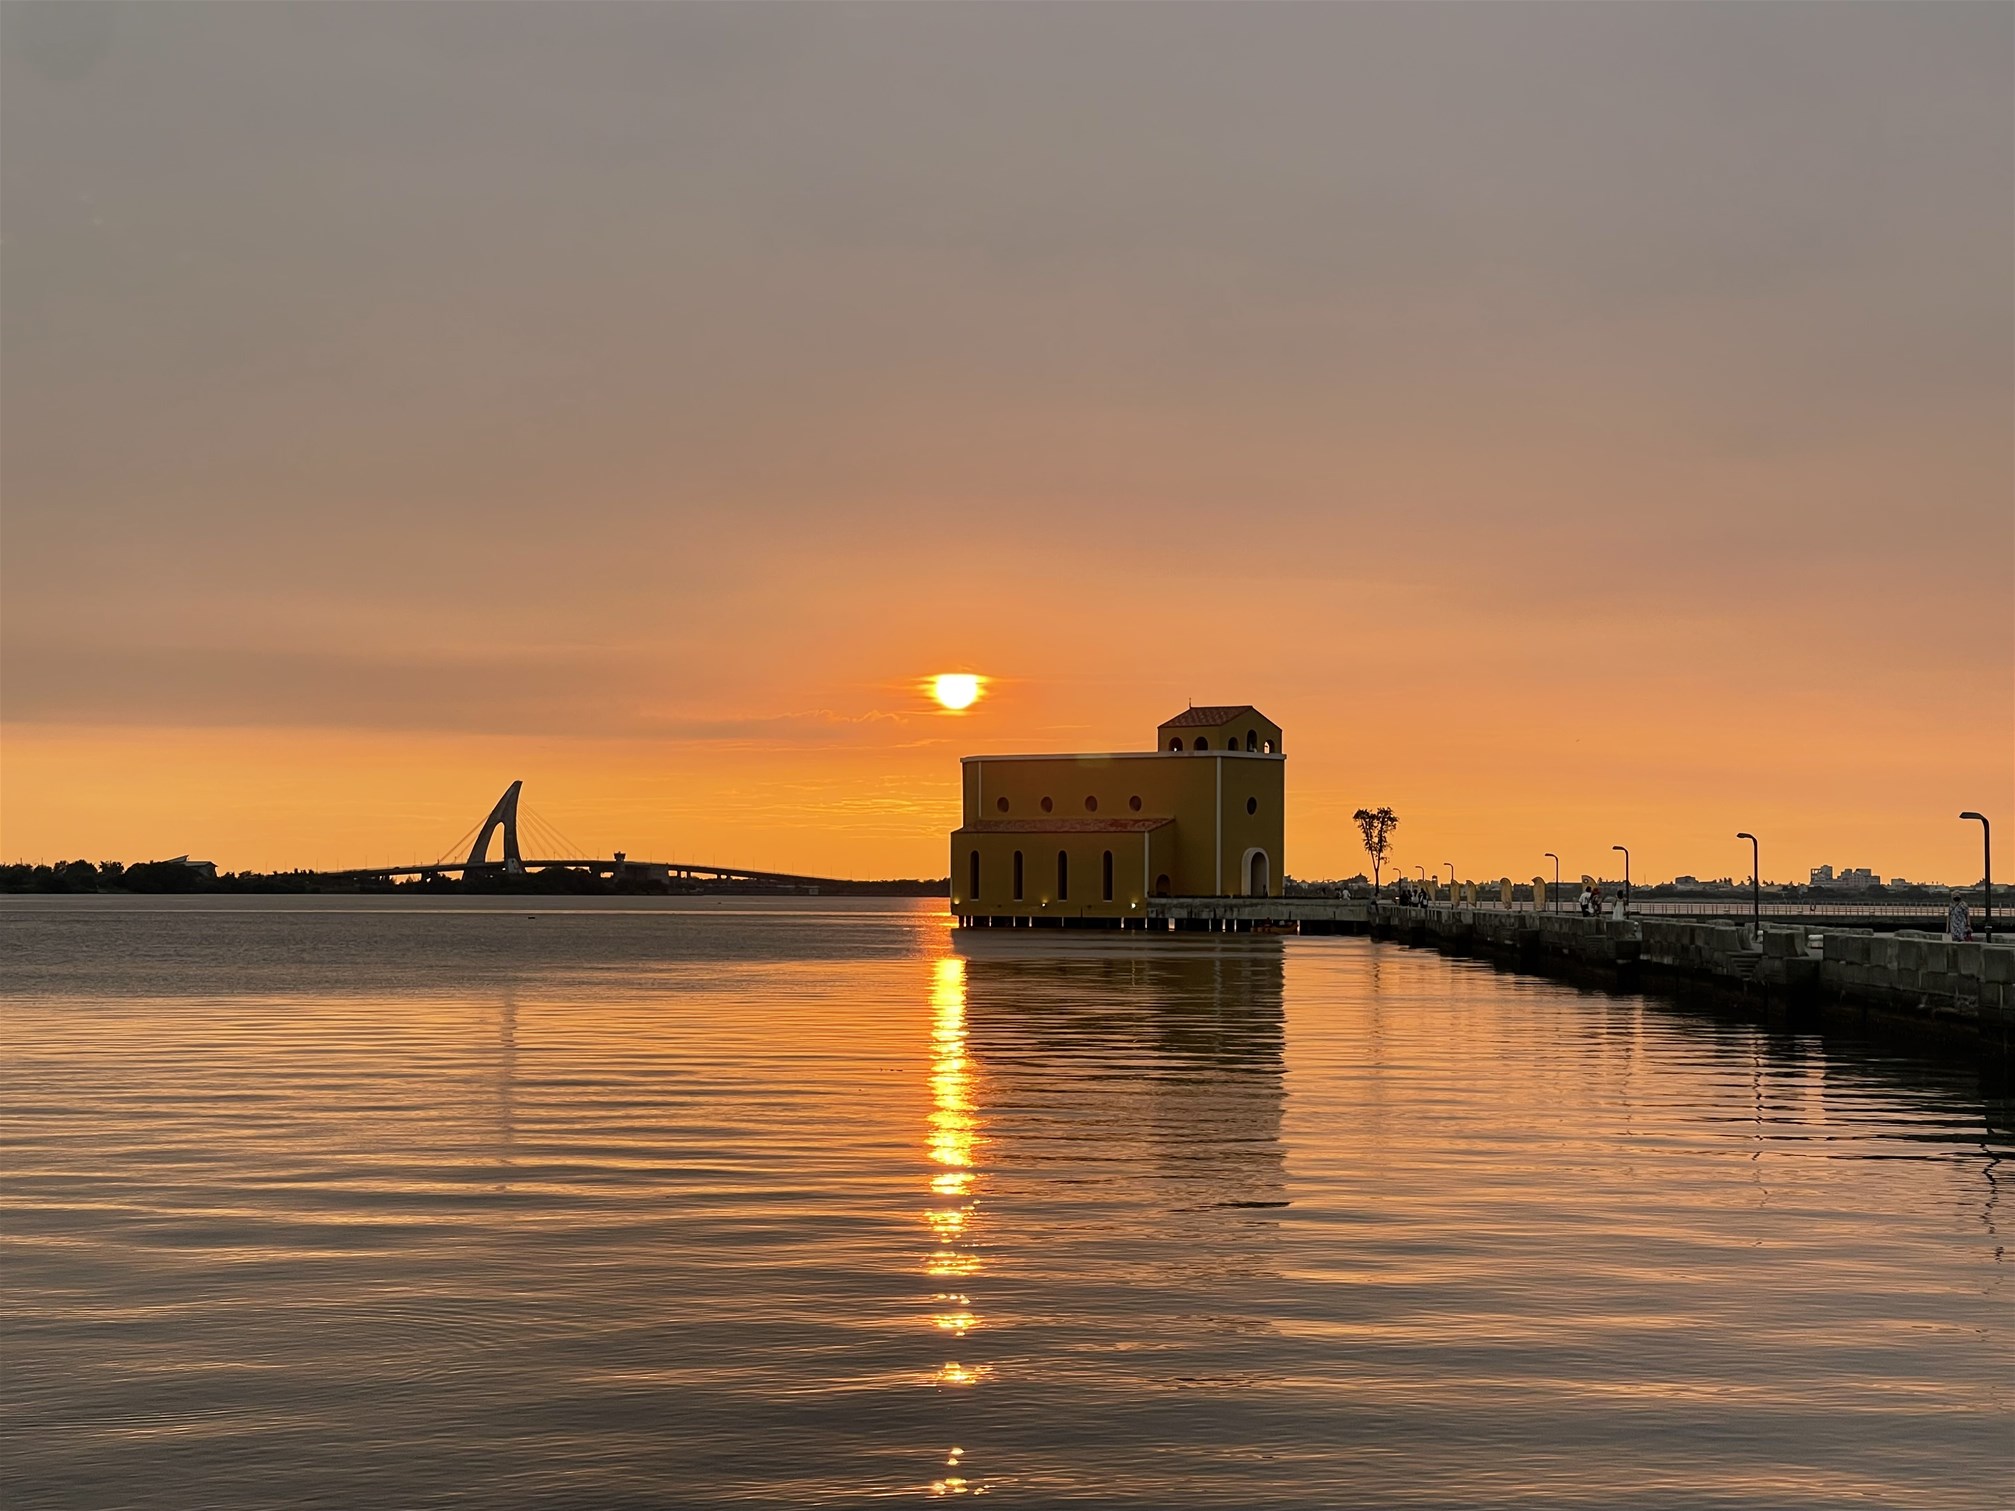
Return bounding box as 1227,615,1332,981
1811,864,1880,891
951,704,1284,927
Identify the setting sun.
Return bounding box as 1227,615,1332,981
932,674,982,712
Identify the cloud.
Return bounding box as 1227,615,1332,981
0,5,2006,880
0,639,918,746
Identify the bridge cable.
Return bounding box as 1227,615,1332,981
429,815,487,870
517,811,563,864
525,810,573,863
520,802,592,863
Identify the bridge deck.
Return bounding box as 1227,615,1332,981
326,858,847,886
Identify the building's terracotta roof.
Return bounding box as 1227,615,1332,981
1159,704,1267,729
954,818,1174,835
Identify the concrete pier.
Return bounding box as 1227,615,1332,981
1148,897,1369,933
1043,897,2011,1040
958,897,2011,1039
1357,903,2012,1038
959,897,1372,932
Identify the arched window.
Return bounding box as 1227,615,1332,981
1128,795,1142,812
996,796,1009,813
968,850,980,900
1169,737,1183,752
1084,795,1098,813
1262,740,1273,754
1102,850,1114,901
1040,796,1054,813
1012,850,1024,901
1247,797,1258,815
1153,872,1172,897
1246,729,1258,751
1056,850,1069,900
1195,737,1209,751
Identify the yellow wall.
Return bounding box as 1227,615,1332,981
951,749,1284,916
951,824,1176,920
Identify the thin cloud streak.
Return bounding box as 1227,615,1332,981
2,641,921,746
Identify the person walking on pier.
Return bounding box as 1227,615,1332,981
1947,892,1973,942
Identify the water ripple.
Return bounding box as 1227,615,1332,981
1,896,2007,1509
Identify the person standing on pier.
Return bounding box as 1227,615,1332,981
1947,892,1973,942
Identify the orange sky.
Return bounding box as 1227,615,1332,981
3,4,2010,885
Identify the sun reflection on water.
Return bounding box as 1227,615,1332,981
925,955,988,1491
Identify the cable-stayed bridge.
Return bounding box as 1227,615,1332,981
326,781,845,888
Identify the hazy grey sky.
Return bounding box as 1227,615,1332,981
3,1,2010,876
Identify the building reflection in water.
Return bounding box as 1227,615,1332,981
492,991,517,1190
923,939,1289,1496
958,938,1288,1219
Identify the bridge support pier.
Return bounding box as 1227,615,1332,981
466,781,524,870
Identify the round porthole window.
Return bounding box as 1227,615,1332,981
1129,795,1142,812
1041,796,1054,813
1246,797,1258,815
996,796,1009,813
1084,796,1098,813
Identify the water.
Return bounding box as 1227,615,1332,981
2,896,2007,1508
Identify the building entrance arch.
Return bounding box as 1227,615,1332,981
1242,847,1270,898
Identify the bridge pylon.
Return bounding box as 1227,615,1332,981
467,780,525,871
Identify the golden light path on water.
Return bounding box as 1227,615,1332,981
927,954,986,1497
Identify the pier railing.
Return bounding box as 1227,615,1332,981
1521,899,1955,921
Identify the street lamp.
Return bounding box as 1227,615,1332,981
1543,852,1560,913
1960,812,1992,941
1443,862,1455,891
1612,844,1630,911
1736,833,1759,930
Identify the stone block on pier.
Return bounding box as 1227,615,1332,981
1761,956,1821,990
1761,927,1809,958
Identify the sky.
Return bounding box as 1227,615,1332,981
3,1,2010,885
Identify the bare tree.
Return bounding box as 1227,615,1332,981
1352,807,1399,897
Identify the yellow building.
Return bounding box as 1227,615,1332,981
951,705,1285,928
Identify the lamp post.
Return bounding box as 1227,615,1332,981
1443,862,1455,892
1544,852,1560,913
1736,832,1759,930
1612,844,1630,911
1960,812,1992,941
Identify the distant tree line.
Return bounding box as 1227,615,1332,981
2,860,328,893
2,860,950,897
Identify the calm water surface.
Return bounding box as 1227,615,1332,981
2,896,2007,1507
